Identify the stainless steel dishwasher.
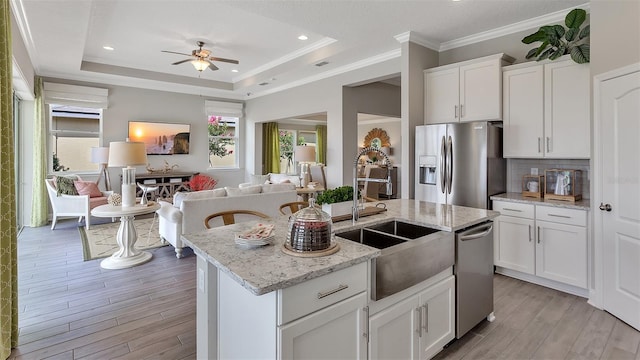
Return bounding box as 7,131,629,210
455,221,495,338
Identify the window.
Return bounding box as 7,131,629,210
49,105,101,173
205,100,243,169
208,115,238,168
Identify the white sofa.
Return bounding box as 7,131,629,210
239,173,302,188
156,184,298,258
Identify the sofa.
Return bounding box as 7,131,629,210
239,173,302,188
156,183,298,258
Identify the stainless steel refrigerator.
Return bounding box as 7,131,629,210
415,121,505,338
415,121,506,209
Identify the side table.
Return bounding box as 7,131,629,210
91,201,161,269
296,186,325,202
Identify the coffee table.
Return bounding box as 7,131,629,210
91,201,161,269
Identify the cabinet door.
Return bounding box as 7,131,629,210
369,294,421,360
494,215,535,274
536,220,588,288
425,68,459,124
544,60,591,158
278,292,368,360
419,276,455,360
503,65,544,157
460,59,503,122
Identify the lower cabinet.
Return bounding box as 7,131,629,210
279,292,368,359
369,276,455,360
493,200,588,291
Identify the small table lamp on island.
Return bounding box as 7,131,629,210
108,139,147,207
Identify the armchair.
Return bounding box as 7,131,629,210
45,177,113,230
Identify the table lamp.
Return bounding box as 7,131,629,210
295,145,316,188
91,146,111,191
108,139,147,207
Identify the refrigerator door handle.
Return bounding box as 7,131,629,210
440,136,446,194
447,135,453,194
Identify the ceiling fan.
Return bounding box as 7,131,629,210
162,41,239,72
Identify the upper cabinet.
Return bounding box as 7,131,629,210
503,57,590,158
424,53,514,124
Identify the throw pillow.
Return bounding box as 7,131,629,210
261,183,296,193
225,185,262,197
173,188,227,208
251,174,270,185
55,176,79,196
74,181,103,198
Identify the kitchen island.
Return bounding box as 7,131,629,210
182,199,498,359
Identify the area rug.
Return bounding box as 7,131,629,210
79,217,167,261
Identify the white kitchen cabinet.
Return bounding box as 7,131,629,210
493,200,588,293
424,53,514,124
503,57,590,158
369,275,454,360
279,292,368,359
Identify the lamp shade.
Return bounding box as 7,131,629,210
295,145,316,162
108,141,147,167
91,146,110,164
191,59,210,72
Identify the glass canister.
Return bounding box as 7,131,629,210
286,198,333,252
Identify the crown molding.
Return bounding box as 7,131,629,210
10,0,40,73
232,37,337,83
440,3,590,51
246,48,401,100
394,31,440,51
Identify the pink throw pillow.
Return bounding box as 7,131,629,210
74,181,103,198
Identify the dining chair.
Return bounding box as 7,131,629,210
204,209,270,229
279,201,311,215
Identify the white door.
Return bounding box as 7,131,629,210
425,68,459,124
369,295,420,360
459,59,502,122
502,65,544,158
600,67,640,331
278,293,368,359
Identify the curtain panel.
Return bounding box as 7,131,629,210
30,77,47,227
315,125,327,165
262,122,280,174
0,1,18,357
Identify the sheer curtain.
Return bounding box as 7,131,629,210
30,77,47,227
0,1,18,357
315,125,327,164
262,122,280,174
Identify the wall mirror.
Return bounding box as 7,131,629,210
363,128,390,148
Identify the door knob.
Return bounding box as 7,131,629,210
599,203,612,212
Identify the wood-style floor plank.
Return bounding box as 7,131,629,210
9,218,640,359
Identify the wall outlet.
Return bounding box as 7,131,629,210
531,168,539,175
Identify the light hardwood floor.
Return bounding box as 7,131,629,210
11,218,640,359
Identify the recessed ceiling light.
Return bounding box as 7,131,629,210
103,45,114,51
231,69,239,73
298,35,308,41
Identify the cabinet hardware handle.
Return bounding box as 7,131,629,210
529,224,532,242
502,208,522,212
422,304,429,334
537,226,541,244
538,138,541,153
546,137,551,152
416,307,422,337
548,214,571,219
454,105,458,118
317,284,348,299
460,104,464,118
362,306,369,342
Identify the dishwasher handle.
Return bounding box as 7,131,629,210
458,223,493,241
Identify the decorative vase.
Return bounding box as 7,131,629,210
321,201,353,217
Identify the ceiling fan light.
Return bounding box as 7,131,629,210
191,59,210,72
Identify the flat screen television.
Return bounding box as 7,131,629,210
128,121,191,155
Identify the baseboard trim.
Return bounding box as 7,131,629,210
495,267,589,298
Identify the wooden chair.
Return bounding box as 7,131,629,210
279,201,310,215
204,210,270,229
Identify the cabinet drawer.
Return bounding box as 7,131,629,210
278,262,367,325
493,201,534,219
536,206,586,227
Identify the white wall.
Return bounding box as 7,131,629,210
244,58,401,188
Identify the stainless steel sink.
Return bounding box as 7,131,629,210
336,220,454,300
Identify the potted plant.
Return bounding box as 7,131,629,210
522,8,590,64
316,185,355,217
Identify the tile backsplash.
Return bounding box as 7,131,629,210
506,159,591,199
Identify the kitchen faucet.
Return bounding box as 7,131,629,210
352,146,393,223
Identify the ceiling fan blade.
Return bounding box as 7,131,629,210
171,59,193,65
209,56,239,64
207,61,219,71
162,50,193,56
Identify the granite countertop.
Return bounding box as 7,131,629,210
491,192,591,210
181,199,499,296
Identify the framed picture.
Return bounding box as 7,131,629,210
128,121,191,155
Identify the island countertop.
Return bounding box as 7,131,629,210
181,199,499,296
